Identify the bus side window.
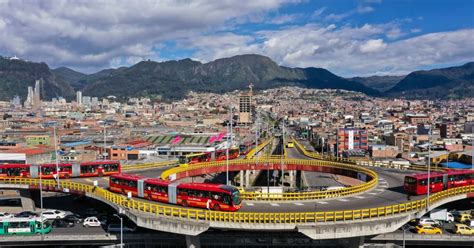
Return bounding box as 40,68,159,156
222,194,230,205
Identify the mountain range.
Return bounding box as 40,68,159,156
0,54,472,101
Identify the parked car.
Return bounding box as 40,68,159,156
418,218,440,227
52,219,75,228
0,212,14,219
415,225,442,234
15,211,38,218
83,217,102,227
454,224,474,235
107,224,136,233
64,214,82,224
42,209,67,220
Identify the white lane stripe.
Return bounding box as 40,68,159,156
317,201,328,204
270,203,279,206
376,188,385,191
354,196,366,199
293,203,304,206
338,199,349,202
368,192,378,195
246,203,254,206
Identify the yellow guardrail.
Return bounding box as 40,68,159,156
245,138,272,159
292,138,446,172
160,158,378,201
0,177,472,224
122,160,178,172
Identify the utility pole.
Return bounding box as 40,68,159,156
281,122,285,187
39,164,44,241
226,107,233,186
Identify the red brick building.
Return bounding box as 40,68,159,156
337,128,369,155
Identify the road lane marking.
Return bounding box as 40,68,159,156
354,196,366,199
368,192,378,195
270,203,279,206
84,178,93,183
317,201,328,204
246,203,254,206
376,188,385,191
293,203,304,206
337,199,349,202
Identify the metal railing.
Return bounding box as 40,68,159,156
291,138,446,172
0,177,471,224
245,138,272,159
159,158,378,201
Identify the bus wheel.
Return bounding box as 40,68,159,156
182,200,188,207
64,174,70,179
98,172,103,177
212,204,220,211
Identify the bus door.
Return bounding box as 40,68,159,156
30,165,39,178
137,179,145,198
442,174,448,190
72,164,81,177
168,183,179,204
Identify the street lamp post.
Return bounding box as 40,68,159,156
426,125,432,210
39,163,44,241
103,122,107,161
226,122,230,186
281,123,285,187
53,124,60,188
114,214,123,248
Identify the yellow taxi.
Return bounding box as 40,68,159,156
454,224,474,235
455,213,472,223
415,225,442,234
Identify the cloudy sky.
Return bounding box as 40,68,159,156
0,0,473,76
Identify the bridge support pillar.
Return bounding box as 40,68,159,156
289,170,295,188
240,171,244,187
185,235,201,248
20,189,35,211
245,170,250,187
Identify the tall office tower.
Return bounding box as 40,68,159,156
76,91,83,105
25,86,34,106
238,83,254,125
33,79,41,108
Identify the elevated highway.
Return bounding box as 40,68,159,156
1,139,473,244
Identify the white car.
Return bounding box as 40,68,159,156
41,209,67,220
83,217,102,227
0,212,14,219
418,218,440,227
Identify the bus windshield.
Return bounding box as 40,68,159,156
232,190,241,205
404,177,417,185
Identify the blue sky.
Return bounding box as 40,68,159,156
0,0,473,76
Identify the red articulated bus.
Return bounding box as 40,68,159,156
0,160,121,179
215,148,240,161
404,169,474,195
109,174,242,211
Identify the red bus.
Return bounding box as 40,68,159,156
0,161,120,179
79,161,121,177
109,174,242,211
215,148,240,161
404,169,474,195
0,164,30,177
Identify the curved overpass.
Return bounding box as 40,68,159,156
0,143,472,240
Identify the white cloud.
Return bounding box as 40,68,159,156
182,24,474,76
0,0,286,72
359,39,386,53
270,14,299,24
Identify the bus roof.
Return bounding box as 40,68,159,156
0,217,42,222
80,160,120,165
0,164,30,168
179,182,236,193
144,178,168,186
110,173,143,181
406,172,444,180
446,169,474,176
41,163,73,167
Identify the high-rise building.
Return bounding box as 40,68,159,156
25,86,34,107
337,128,369,155
238,83,253,125
33,79,41,108
76,91,82,105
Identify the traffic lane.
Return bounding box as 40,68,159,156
302,171,345,188
286,147,309,160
